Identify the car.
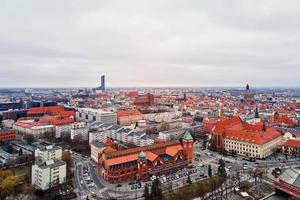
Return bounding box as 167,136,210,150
91,192,97,198
197,163,204,167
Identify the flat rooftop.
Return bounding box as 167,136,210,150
36,159,66,169
77,108,115,114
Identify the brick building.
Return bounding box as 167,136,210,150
98,131,194,183
0,129,16,142
116,109,143,125
134,93,154,107
283,139,300,155
210,116,283,158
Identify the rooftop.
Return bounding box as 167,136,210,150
36,159,66,169
78,108,115,114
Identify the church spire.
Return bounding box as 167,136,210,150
246,83,250,90
255,107,259,119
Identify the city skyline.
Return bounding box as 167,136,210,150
1,1,300,88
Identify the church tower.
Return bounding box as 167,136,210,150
182,131,194,166
137,151,148,181
244,83,255,105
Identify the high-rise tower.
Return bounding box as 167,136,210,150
100,75,105,91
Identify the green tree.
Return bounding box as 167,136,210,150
150,179,162,200
19,148,23,156
208,164,212,178
0,175,19,198
144,184,150,200
62,150,73,179
218,159,226,177
187,174,192,185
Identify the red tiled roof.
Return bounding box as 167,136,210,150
40,115,74,125
28,106,64,115
224,127,281,145
146,152,158,161
104,146,118,153
105,140,180,159
105,154,138,166
116,109,142,117
283,139,300,148
14,121,49,129
214,116,282,145
274,115,296,127
165,145,183,157
104,142,184,166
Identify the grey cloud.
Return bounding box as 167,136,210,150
0,0,300,87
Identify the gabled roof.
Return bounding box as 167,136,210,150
284,139,300,148
105,154,138,166
165,145,183,157
214,115,283,145
117,109,142,117
146,151,158,161
182,131,193,141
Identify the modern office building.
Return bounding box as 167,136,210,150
76,108,117,124
100,75,105,91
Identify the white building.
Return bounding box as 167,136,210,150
13,120,53,137
55,124,71,138
224,133,283,158
34,145,62,162
76,108,117,124
31,160,66,190
70,122,88,140
90,142,105,162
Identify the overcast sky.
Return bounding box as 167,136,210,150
1,0,300,88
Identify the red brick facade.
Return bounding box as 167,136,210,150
98,132,194,183
0,129,16,142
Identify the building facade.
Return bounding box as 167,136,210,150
211,116,283,158
90,142,105,162
34,145,62,162
116,109,143,126
13,120,54,137
31,160,66,190
98,132,194,183
0,129,16,142
76,108,117,124
283,139,300,155
70,122,88,140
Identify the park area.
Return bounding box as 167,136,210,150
163,176,226,200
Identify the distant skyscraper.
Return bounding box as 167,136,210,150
100,75,105,91
92,75,106,93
